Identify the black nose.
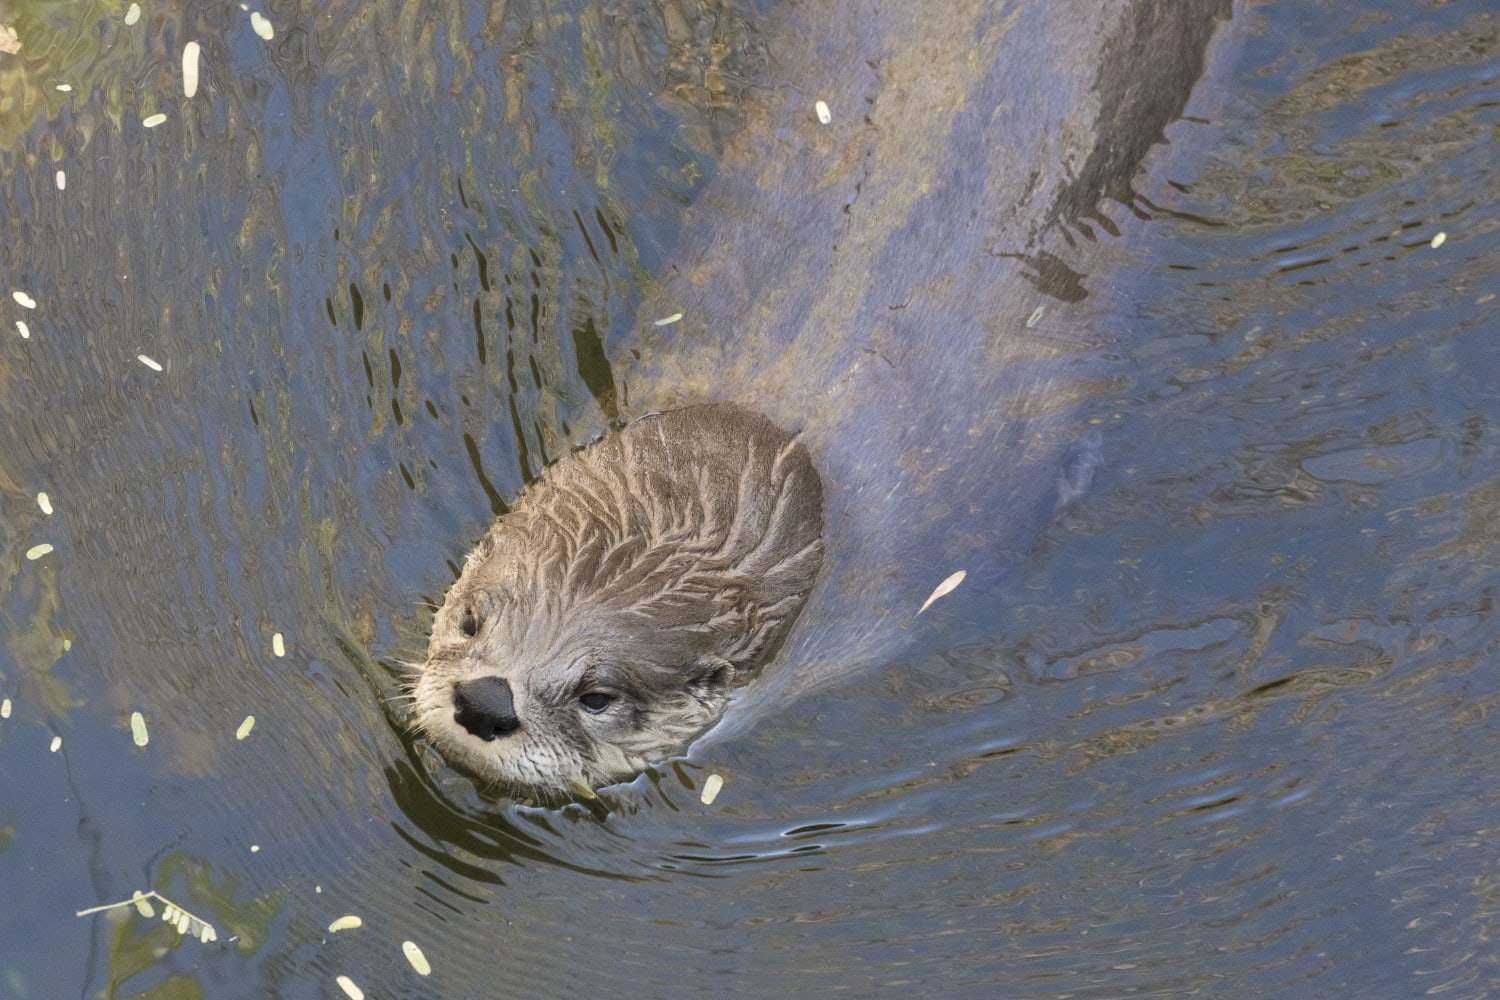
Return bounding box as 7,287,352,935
452,676,519,741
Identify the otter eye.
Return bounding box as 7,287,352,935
458,606,479,638
578,692,614,714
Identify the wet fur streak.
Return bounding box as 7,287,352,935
413,404,824,795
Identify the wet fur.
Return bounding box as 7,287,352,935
412,404,824,795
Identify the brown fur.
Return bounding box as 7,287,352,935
411,404,823,795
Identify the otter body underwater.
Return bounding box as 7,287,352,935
414,0,1238,795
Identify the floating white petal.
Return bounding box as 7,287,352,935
403,940,431,975
1431,231,1446,249
142,113,167,128
917,570,967,615
328,915,363,933
124,3,141,26
335,976,364,1000
183,41,201,97
815,99,831,125
12,290,36,309
138,354,163,371
37,492,52,515
1,698,11,719
653,312,683,326
272,632,285,657
250,11,274,40
16,321,29,339
130,711,149,747
50,735,62,752
236,715,256,740
25,543,53,560
55,171,65,191
700,773,724,805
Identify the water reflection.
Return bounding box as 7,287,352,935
2,0,1499,996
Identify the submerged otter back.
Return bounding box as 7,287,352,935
624,0,1236,712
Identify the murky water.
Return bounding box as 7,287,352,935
2,0,1498,997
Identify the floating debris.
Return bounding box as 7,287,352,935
815,99,831,125
130,711,149,747
12,290,36,309
236,715,255,740
250,11,274,40
328,915,363,933
917,569,967,615
1026,305,1046,329
700,772,724,805
77,890,217,943
335,976,364,1000
124,3,141,26
142,113,167,129
138,354,163,371
1430,231,1446,249
182,41,201,97
56,83,73,93
55,170,65,191
0,23,20,55
403,940,431,976
271,632,285,657
653,312,683,327
50,735,62,752
16,321,29,339
25,543,53,560
37,492,51,515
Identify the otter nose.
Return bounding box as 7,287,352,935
452,676,519,741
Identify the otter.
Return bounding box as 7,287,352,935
412,404,824,795
415,0,1237,795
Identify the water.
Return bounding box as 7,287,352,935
2,0,1498,996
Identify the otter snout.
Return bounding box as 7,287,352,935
453,676,519,741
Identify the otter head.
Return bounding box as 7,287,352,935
412,403,825,798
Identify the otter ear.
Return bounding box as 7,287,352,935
687,655,735,696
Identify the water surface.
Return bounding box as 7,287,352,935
1,0,1498,996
